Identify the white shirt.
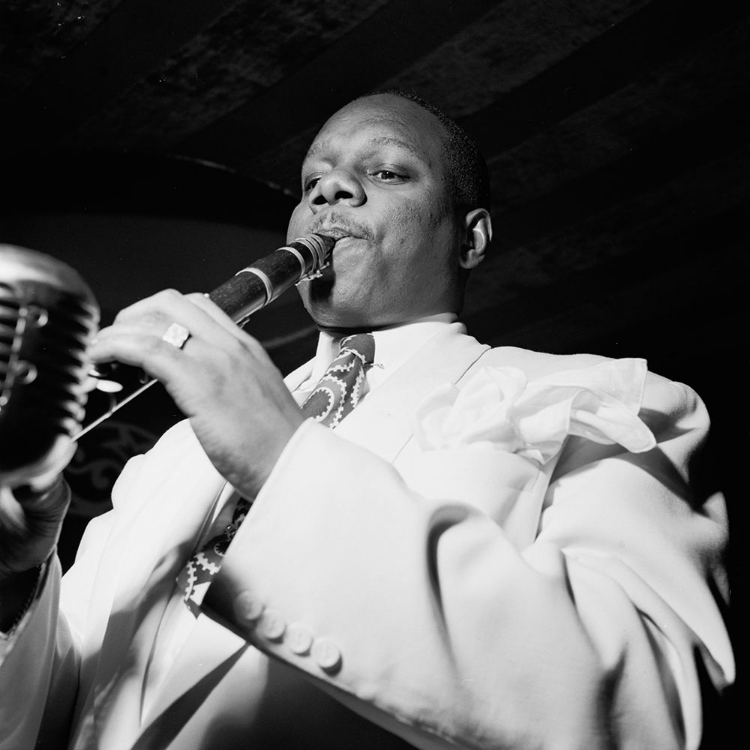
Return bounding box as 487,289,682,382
141,313,457,716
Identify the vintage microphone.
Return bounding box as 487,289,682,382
0,245,99,489
0,234,335,483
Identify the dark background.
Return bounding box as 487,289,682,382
0,1,746,745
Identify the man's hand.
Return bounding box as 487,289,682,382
0,477,69,580
90,290,306,499
0,477,69,630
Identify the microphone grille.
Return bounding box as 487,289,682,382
0,245,99,483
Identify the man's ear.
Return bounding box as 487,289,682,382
459,208,492,270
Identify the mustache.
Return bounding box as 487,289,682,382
309,212,374,243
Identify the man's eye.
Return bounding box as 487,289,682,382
372,169,406,183
303,176,320,193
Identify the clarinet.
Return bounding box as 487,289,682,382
77,233,335,439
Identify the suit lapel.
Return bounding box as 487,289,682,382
78,424,228,748
137,612,250,741
334,323,489,462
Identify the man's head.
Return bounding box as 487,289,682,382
287,91,492,332
367,90,491,214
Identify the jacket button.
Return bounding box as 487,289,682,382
258,609,286,641
286,624,313,655
234,592,264,623
311,638,342,673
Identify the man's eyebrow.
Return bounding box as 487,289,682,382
304,135,428,164
368,136,427,160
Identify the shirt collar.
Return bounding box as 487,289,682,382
307,312,457,385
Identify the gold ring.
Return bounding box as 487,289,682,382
162,322,191,349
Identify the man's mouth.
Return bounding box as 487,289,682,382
311,214,372,243
322,228,354,240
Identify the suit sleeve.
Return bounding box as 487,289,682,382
0,459,138,749
205,371,734,750
0,558,79,749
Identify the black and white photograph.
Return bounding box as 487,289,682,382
1,1,746,748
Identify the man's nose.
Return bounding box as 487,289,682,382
310,169,365,210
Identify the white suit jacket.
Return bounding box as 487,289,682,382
0,323,734,749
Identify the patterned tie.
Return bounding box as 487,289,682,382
177,495,252,616
178,332,375,615
300,332,376,428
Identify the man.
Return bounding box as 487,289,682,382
0,91,735,749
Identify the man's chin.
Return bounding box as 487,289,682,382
297,269,384,331
297,270,333,313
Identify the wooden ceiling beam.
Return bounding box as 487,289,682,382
0,0,121,97
462,0,750,160
0,0,246,154
489,92,750,253
488,17,750,210
178,0,500,171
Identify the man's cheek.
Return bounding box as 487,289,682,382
286,206,307,240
